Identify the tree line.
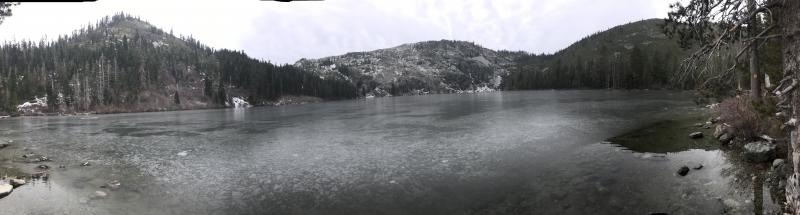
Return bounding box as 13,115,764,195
0,13,357,114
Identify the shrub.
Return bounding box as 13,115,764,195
715,96,782,140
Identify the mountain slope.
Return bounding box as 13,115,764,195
0,13,357,115
295,40,518,96
503,19,705,90
295,19,701,97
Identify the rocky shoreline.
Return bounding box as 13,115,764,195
0,138,121,202
606,112,788,214
0,95,330,119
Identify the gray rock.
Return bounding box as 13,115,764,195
9,179,25,188
693,123,705,127
714,125,727,138
744,141,777,163
677,166,690,176
773,159,787,175
0,142,9,148
692,163,704,170
718,133,733,144
0,183,12,198
689,132,704,139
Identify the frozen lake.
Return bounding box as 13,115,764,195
0,90,780,214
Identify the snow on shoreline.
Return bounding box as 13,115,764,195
232,97,251,108
17,96,47,113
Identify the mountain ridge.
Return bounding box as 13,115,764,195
0,14,702,115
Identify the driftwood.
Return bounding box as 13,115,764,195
776,78,798,96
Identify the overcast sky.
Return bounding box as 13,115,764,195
0,0,674,64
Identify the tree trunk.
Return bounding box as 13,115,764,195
749,0,762,100
785,0,800,213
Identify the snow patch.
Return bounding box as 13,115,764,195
152,41,168,48
17,96,47,113
232,97,251,108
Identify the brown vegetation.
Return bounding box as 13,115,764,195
715,95,782,140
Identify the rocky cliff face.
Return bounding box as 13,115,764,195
295,40,521,97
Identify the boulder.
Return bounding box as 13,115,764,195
0,183,11,198
677,166,690,176
689,132,704,139
718,133,733,144
773,159,787,175
9,179,25,188
744,141,777,163
714,124,729,138
0,142,9,148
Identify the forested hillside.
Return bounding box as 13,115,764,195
0,13,356,115
0,15,749,116
502,19,733,90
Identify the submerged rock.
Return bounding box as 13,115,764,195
101,180,121,189
677,166,690,176
91,190,108,199
743,141,776,163
0,183,11,198
31,172,48,180
689,132,704,139
0,142,9,148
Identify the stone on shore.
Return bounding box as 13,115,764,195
689,132,703,139
718,133,733,144
744,141,776,163
714,124,729,138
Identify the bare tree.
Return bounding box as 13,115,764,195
666,0,781,99
666,0,800,213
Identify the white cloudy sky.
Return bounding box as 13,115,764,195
0,0,674,64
